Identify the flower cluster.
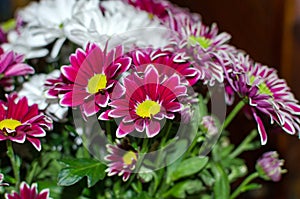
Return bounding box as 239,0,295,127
0,0,299,198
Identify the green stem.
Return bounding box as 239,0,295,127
161,122,173,147
229,130,258,159
106,121,112,143
223,100,246,130
6,141,20,190
230,172,259,199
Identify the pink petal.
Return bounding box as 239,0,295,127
60,91,88,107
5,64,34,76
61,65,78,82
135,119,145,132
146,120,161,137
253,111,267,145
37,189,50,199
82,100,100,117
9,131,26,143
98,110,111,120
26,137,42,151
95,93,109,107
116,122,135,138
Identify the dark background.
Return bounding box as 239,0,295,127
1,0,300,198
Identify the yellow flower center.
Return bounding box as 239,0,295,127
189,36,211,49
0,119,22,131
249,76,273,96
123,151,137,165
136,100,161,118
87,74,107,94
148,13,154,20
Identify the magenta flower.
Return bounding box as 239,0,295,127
5,182,50,199
0,93,53,151
100,65,187,137
0,50,34,91
256,151,285,182
224,53,300,145
59,43,131,117
130,48,200,86
105,142,138,181
167,16,235,85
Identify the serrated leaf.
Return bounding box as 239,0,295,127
58,158,106,188
171,156,208,181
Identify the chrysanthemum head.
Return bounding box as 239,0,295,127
0,93,53,151
100,64,187,138
5,181,50,199
59,43,131,117
105,141,138,181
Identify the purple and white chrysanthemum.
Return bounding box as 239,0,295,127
224,52,300,145
5,182,50,199
167,16,235,85
0,50,34,91
99,65,187,137
0,93,53,151
59,43,131,117
105,142,138,181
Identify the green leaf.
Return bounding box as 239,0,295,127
58,158,106,188
171,156,208,181
163,180,203,198
211,162,230,199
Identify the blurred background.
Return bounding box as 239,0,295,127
1,0,300,198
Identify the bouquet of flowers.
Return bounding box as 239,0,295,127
0,0,298,198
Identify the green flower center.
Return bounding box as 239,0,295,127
136,100,161,118
123,151,137,165
87,74,107,94
189,36,211,49
0,119,22,131
249,76,273,96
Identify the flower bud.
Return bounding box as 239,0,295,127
256,151,286,182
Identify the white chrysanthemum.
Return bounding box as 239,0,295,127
18,70,68,122
2,29,49,59
64,0,170,49
8,0,79,58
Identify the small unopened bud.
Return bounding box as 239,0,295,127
256,151,286,182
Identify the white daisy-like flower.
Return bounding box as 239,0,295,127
2,29,49,59
9,0,79,59
18,70,69,122
64,0,169,49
